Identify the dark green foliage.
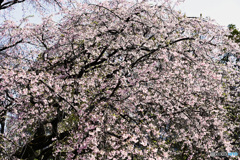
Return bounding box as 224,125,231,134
228,24,240,44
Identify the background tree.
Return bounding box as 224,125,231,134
218,24,240,65
228,24,240,44
0,0,240,159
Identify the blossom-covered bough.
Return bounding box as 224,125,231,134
0,0,240,159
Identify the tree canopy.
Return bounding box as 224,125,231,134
0,0,240,159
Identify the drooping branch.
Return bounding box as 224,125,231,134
0,39,23,52
0,0,25,10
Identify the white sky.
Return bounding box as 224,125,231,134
176,0,240,29
1,0,240,29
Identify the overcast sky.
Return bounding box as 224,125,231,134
2,0,240,29
176,0,240,28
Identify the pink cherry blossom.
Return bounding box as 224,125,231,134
0,0,239,159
